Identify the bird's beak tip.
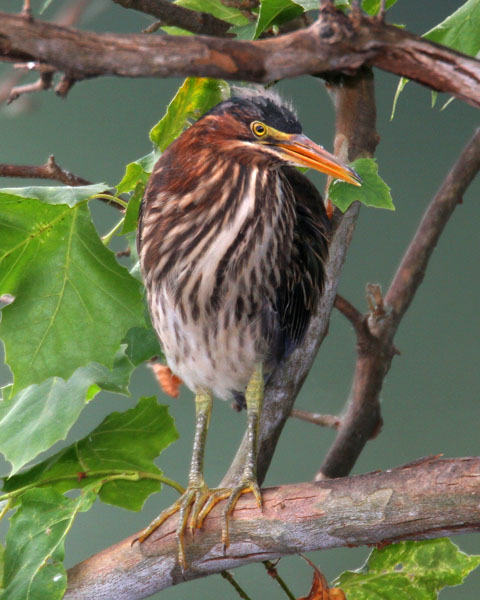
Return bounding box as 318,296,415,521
276,134,362,187
347,168,362,187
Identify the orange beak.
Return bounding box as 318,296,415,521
276,134,362,186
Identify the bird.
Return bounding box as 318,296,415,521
136,88,361,567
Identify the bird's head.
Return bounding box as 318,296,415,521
191,88,362,187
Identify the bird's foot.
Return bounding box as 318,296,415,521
135,482,228,570
135,479,262,568
198,477,263,551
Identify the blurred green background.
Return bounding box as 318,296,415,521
1,1,479,598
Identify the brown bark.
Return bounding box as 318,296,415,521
0,156,91,186
65,457,480,600
1,8,479,107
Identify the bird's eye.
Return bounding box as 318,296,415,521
251,121,267,138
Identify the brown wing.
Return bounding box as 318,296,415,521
276,166,330,355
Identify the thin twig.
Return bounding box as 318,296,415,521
7,71,53,104
55,75,75,98
264,561,296,600
290,409,341,429
0,157,125,210
0,71,23,105
142,21,162,34
220,571,253,600
0,155,91,186
334,293,364,335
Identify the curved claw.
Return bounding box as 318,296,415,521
221,479,263,550
135,484,211,570
196,488,231,528
135,480,263,568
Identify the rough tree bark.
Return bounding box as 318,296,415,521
0,7,479,106
65,457,480,599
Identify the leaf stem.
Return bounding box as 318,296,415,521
0,469,185,504
101,218,125,245
92,193,128,209
0,497,13,522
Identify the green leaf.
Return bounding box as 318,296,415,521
0,184,106,208
230,21,258,39
391,75,409,119
116,151,158,234
175,0,249,26
336,539,480,599
0,195,145,394
254,0,303,39
292,0,317,10
392,0,480,116
329,158,394,212
149,77,230,151
121,183,144,235
40,0,56,13
2,486,97,600
123,325,163,365
4,397,179,512
116,163,149,195
361,0,397,15
424,0,480,56
0,351,134,475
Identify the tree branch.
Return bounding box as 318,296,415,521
318,127,480,480
111,0,233,37
1,8,479,107
0,155,91,186
65,456,480,599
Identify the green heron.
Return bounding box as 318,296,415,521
136,88,361,567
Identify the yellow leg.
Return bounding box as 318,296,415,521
198,364,264,549
136,390,213,569
137,366,264,566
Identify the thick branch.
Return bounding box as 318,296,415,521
1,8,479,107
65,457,480,599
111,0,233,37
319,128,480,480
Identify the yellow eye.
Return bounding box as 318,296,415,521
251,121,267,138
